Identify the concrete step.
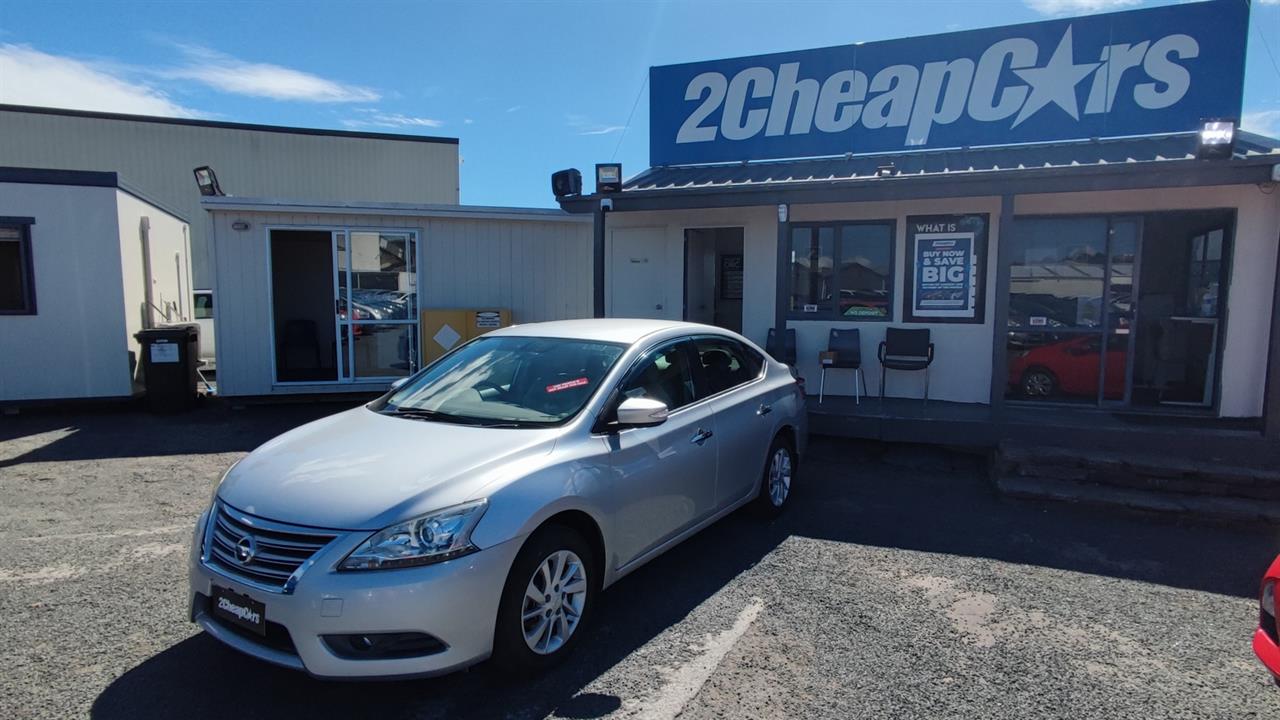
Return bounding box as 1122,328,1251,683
997,442,1280,502
995,474,1280,525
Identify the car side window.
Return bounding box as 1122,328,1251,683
620,341,696,411
691,337,760,398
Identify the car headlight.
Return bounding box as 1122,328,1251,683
1263,580,1276,617
339,499,488,571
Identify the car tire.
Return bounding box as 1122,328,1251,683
1020,368,1057,398
754,434,796,518
491,524,598,677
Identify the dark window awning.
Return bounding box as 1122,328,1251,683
558,132,1280,213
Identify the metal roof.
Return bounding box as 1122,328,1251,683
626,132,1280,193
201,196,588,223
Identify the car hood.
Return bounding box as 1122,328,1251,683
216,407,559,530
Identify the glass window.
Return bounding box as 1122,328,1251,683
838,224,893,319
377,336,625,426
193,292,214,320
789,222,893,320
0,223,35,315
621,341,696,411
1008,217,1107,330
691,337,761,397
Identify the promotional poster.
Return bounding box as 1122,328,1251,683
905,214,988,323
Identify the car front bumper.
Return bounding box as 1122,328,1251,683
1254,626,1280,684
187,509,523,679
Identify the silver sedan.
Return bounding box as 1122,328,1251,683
188,319,807,678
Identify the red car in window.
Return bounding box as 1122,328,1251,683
1007,334,1125,400
1254,555,1280,685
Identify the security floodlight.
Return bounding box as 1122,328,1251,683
595,163,622,193
1196,119,1236,161
193,166,224,197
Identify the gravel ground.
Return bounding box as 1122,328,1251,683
1,401,1278,719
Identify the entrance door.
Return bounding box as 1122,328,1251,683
610,228,668,319
684,228,744,333
270,229,339,383
1130,211,1233,408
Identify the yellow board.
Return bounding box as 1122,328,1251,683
419,309,469,366
418,308,512,366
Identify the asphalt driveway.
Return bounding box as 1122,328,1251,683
1,401,1277,719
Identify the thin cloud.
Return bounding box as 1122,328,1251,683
579,125,625,136
0,43,201,117
343,112,444,129
567,113,625,136
161,44,379,103
1242,110,1280,138
1024,0,1140,15
506,105,524,113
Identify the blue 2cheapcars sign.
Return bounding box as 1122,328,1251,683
649,0,1247,166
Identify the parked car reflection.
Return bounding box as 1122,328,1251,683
1008,334,1124,400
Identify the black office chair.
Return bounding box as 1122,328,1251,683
820,328,868,404
878,328,935,404
765,328,797,366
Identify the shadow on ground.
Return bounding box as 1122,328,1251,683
49,409,1279,720
0,399,361,467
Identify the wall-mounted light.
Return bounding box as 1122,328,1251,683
777,204,789,223
231,220,250,232
193,166,224,197
1196,119,1236,160
596,163,623,194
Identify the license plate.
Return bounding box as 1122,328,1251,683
211,585,266,636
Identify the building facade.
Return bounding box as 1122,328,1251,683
0,168,192,403
0,105,459,288
203,198,592,398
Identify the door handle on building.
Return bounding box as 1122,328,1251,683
691,428,713,445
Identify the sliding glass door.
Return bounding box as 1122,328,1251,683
337,230,419,381
1005,210,1232,410
271,228,418,385
1006,216,1119,404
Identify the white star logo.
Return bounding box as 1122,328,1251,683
1011,26,1100,128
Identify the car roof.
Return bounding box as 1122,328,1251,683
486,318,731,346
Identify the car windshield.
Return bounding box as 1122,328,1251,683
374,335,626,427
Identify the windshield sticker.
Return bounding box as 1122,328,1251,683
546,378,590,393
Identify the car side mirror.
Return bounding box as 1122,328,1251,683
390,377,409,391
615,397,669,428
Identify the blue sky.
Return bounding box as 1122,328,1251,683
1,0,1277,208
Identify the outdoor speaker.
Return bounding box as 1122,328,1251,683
551,169,582,199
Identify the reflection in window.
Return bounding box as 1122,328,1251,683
789,222,893,320
623,342,696,411
1008,217,1107,330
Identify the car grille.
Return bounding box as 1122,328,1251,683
205,502,337,592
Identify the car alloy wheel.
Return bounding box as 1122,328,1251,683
767,447,792,507
1022,370,1056,397
521,549,588,655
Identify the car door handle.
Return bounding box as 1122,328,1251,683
757,403,773,416
691,429,713,445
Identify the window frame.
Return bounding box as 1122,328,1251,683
0,217,37,316
786,219,896,322
616,337,700,414
687,334,767,402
